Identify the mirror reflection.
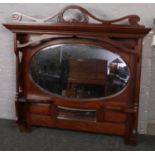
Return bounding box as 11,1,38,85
30,44,129,99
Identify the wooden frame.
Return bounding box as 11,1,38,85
3,5,151,145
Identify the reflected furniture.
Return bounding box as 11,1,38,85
67,59,107,98
3,5,151,145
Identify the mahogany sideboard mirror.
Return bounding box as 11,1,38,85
3,5,151,145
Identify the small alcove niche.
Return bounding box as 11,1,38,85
3,5,151,145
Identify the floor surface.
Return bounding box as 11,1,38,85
0,119,155,151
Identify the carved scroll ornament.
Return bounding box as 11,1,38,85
11,5,140,26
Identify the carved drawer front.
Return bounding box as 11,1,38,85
29,103,51,115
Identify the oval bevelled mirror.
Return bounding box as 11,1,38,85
29,44,130,99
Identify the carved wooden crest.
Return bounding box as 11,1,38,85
12,5,140,26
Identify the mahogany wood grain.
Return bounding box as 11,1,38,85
3,5,151,145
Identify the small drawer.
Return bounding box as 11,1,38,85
104,111,127,123
29,103,51,115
